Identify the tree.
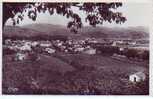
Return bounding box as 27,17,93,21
3,2,126,33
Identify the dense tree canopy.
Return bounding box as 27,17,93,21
3,2,126,33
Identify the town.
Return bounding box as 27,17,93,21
3,36,149,94
4,37,149,61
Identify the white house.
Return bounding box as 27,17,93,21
20,44,32,51
75,47,84,52
64,49,68,53
112,41,124,46
112,42,117,46
112,53,126,59
40,42,51,47
45,48,56,54
119,47,124,51
57,42,63,47
88,40,98,44
83,48,96,55
31,41,39,47
129,72,146,83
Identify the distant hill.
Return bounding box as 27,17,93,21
22,24,150,40
3,26,44,38
23,24,73,36
3,24,149,40
80,26,149,39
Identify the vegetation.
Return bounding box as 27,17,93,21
2,2,149,95
3,2,126,33
124,49,149,60
3,52,149,94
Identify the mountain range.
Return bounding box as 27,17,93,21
3,24,149,40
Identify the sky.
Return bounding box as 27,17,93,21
5,2,153,28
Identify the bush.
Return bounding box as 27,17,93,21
3,47,16,55
142,50,149,60
95,45,119,55
125,49,137,58
124,48,149,60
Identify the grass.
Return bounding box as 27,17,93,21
2,52,149,95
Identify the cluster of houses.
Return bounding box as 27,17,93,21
4,38,148,60
4,38,148,83
5,38,149,56
4,39,55,61
4,38,98,61
111,40,137,47
52,39,97,54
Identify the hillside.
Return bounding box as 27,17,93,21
80,26,149,39
3,26,44,38
3,24,149,40
23,24,73,36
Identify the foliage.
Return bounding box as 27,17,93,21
3,2,126,33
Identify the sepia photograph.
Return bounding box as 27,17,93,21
2,2,150,95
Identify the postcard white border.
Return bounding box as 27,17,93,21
0,0,153,98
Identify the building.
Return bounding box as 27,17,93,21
40,43,51,47
83,48,96,55
75,47,84,52
119,47,124,51
31,41,39,47
15,53,28,61
45,48,56,54
129,72,146,83
111,53,126,60
20,44,32,51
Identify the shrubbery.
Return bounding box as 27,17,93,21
3,47,16,55
95,45,119,55
94,44,149,61
124,49,149,60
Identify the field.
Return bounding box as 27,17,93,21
2,25,149,95
3,52,149,95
